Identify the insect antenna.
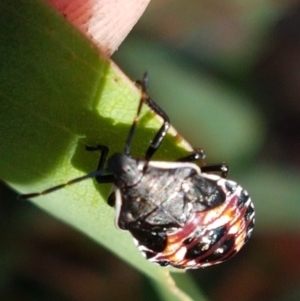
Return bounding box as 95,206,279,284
124,73,148,156
18,169,104,200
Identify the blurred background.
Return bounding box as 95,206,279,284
1,0,300,300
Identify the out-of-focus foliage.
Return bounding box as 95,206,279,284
1,0,300,300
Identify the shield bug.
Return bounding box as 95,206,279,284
20,74,255,269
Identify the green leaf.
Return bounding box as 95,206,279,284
0,1,207,300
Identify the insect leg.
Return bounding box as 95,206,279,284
18,169,105,200
136,73,171,160
107,192,116,207
123,77,146,156
19,146,113,200
144,95,170,160
86,145,114,183
126,73,171,160
177,148,205,162
176,147,228,178
201,163,229,178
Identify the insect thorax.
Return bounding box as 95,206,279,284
114,161,227,251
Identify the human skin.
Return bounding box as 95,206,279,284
47,0,151,56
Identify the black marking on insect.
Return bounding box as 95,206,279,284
19,73,255,269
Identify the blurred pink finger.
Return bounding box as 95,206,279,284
47,0,151,56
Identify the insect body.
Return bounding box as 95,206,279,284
20,74,255,269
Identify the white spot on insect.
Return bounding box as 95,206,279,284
215,247,224,254
126,213,133,220
182,182,191,192
201,244,210,251
201,235,212,246
204,211,231,229
186,260,197,267
174,246,187,261
228,225,239,235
